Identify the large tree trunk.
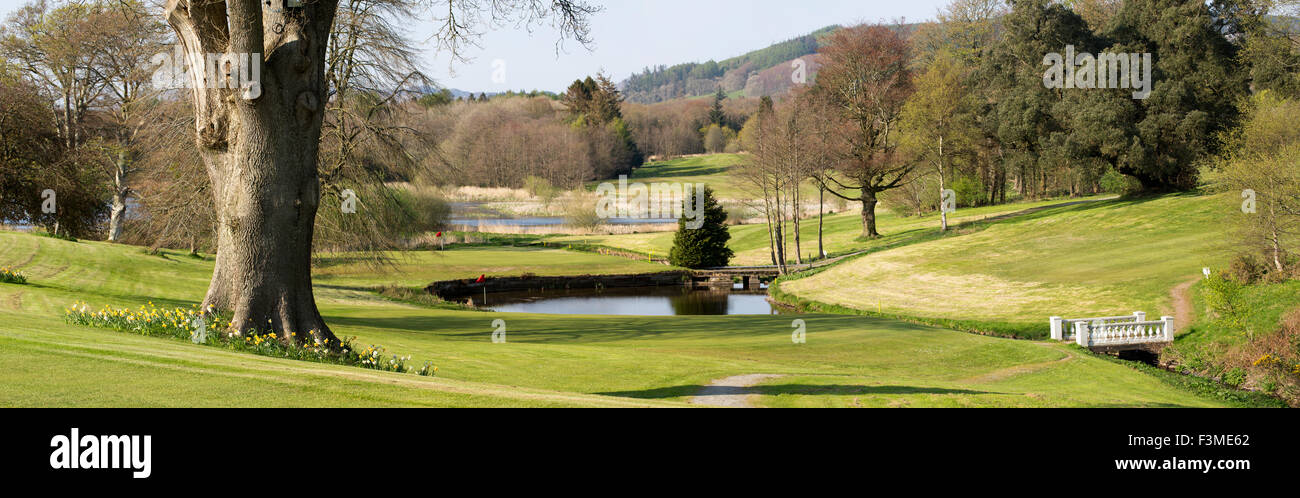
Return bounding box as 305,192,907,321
108,151,128,242
108,192,127,242
860,189,880,238
168,0,339,346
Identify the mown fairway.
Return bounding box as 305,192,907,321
0,228,1267,407
563,152,1122,265
609,153,752,200
556,194,1115,265
780,194,1235,338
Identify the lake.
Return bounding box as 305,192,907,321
477,286,777,316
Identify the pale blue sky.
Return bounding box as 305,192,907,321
0,0,950,92
415,0,949,92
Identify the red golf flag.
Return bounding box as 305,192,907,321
475,274,486,283
436,231,442,238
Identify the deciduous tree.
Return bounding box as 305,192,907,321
813,24,914,238
161,0,598,343
899,51,975,232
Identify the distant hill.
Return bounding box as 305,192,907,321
620,25,839,103
411,86,559,101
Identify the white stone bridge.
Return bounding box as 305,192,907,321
1050,312,1174,352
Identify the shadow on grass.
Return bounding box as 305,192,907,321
312,254,401,269
992,194,1175,225
597,384,1002,399
632,165,731,179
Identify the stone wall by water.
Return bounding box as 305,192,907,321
426,272,693,301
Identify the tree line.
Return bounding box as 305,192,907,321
0,0,631,254
730,0,1300,272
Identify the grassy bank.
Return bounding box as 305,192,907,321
555,195,1114,266
1162,278,1300,405
0,229,1274,407
778,194,1232,339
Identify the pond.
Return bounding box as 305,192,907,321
477,286,778,316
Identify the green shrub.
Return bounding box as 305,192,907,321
562,193,604,230
1224,253,1267,284
1099,169,1142,195
523,176,559,205
1203,274,1245,327
951,175,984,208
392,188,452,234
1261,378,1279,393
1223,367,1248,387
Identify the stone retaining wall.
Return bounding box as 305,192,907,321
426,271,693,300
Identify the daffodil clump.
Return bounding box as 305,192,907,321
63,301,436,377
0,267,27,285
64,301,221,344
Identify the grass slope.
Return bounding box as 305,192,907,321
1161,278,1299,403
780,194,1234,338
570,153,1114,265
0,229,1268,407
557,193,1115,266
597,153,751,200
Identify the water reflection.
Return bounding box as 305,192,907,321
479,286,777,316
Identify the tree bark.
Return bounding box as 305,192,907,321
774,186,787,274
1271,206,1285,273
860,189,880,238
792,182,802,265
817,184,824,260
108,192,127,241
762,184,777,266
167,0,339,345
108,150,128,242
938,135,947,233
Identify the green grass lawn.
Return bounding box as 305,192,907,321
556,195,1115,265
569,153,1114,265
599,153,836,202
0,229,1273,407
779,193,1236,338
599,153,751,200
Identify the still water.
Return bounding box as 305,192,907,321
479,286,777,316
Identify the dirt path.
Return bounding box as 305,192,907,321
1170,276,1200,335
690,374,784,408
